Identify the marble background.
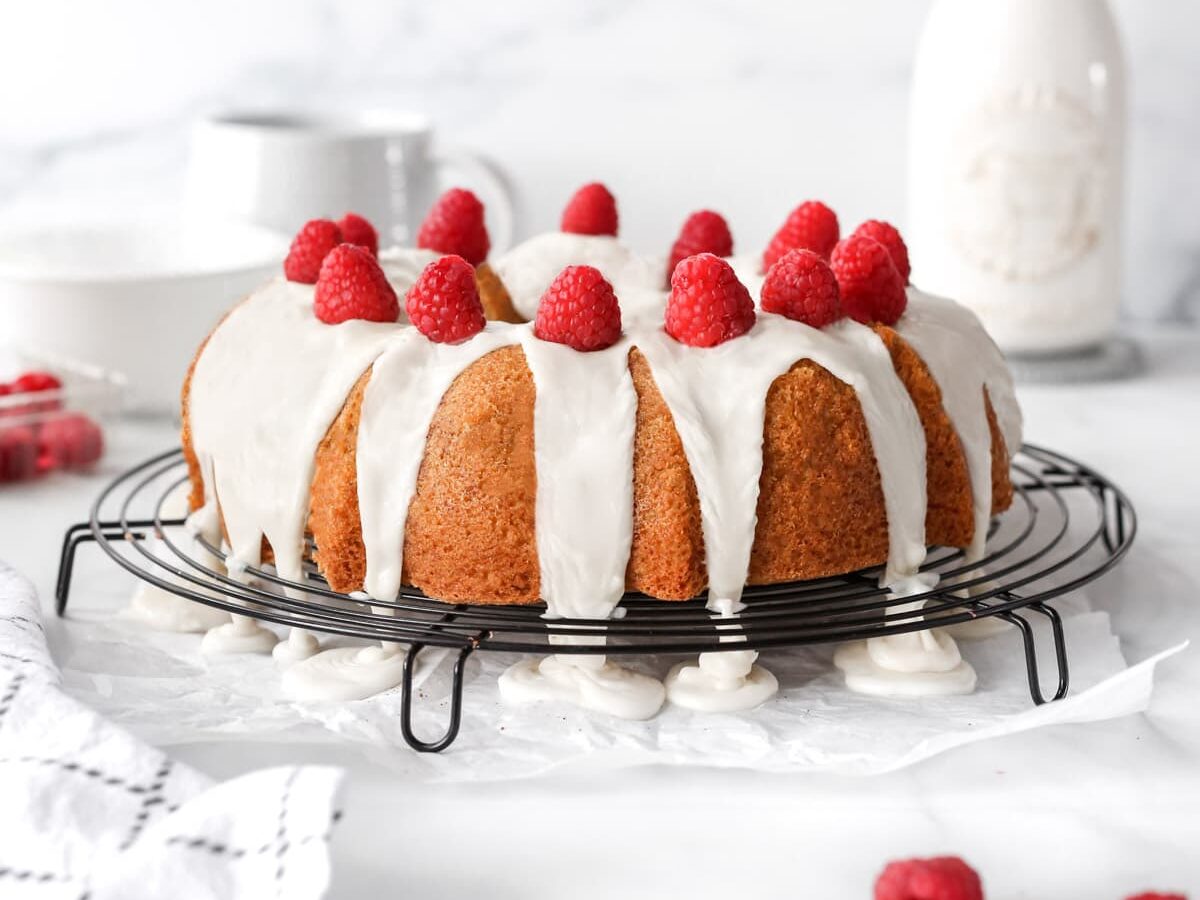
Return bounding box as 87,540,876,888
0,0,1196,322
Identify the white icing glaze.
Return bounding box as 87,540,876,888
281,644,407,701
726,253,765,301
201,614,278,654
667,606,779,712
497,330,647,716
378,246,443,309
188,278,401,584
498,655,665,720
866,603,963,673
896,287,1024,559
834,574,977,695
833,639,978,696
665,658,778,712
272,627,320,666
124,482,231,633
637,313,928,601
356,324,523,602
519,330,637,619
492,233,662,320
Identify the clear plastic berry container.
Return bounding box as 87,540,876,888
0,348,126,484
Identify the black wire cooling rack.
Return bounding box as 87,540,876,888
56,444,1135,752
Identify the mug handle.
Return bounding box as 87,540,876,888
431,148,517,254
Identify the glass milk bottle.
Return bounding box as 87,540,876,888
907,0,1127,354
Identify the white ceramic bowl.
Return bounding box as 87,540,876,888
0,221,288,414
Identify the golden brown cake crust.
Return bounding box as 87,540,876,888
626,348,706,599
308,370,371,592
185,314,1016,604
475,262,526,324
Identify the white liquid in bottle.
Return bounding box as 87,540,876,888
907,0,1127,354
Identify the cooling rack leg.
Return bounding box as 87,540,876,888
55,522,96,616
1026,602,1069,701
1000,606,1069,704
399,644,471,753
54,522,153,617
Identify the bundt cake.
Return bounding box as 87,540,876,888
180,190,1022,631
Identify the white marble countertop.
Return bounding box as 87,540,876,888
2,327,1198,898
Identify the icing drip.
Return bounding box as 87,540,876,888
282,644,407,702
124,483,231,633
497,330,665,718
356,324,523,602
665,656,778,713
188,279,401,583
498,655,665,720
665,607,779,712
894,289,1023,647
895,287,1023,561
492,233,662,321
273,627,319,666
833,633,977,696
200,614,278,654
639,313,927,707
637,314,929,600
283,604,407,700
834,573,977,696
518,332,637,619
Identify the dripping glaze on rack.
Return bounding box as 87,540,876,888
56,443,1134,752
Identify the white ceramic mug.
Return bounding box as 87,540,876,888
185,110,515,252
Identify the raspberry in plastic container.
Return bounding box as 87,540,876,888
0,425,38,482
0,355,122,483
38,414,105,471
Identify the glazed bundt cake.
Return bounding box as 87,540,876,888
181,188,1022,628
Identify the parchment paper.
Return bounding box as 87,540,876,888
48,587,1184,783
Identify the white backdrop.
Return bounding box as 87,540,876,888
0,0,1196,322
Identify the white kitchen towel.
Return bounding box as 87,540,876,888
0,562,344,900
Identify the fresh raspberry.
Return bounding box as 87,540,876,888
665,253,755,347
284,219,343,284
831,235,908,325
10,371,63,416
763,200,840,270
38,413,104,470
853,219,911,282
561,182,618,237
416,188,490,265
1126,894,1188,900
313,244,399,325
667,210,734,284
405,255,486,344
874,856,983,900
12,371,62,393
761,249,843,328
534,265,623,352
337,212,379,257
0,425,38,482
